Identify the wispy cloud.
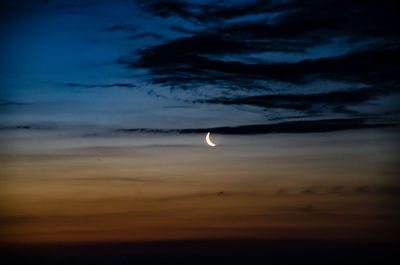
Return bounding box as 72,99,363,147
0,99,27,106
297,186,400,197
130,32,163,40
66,83,136,88
197,87,389,114
0,124,56,131
115,118,394,135
104,24,138,33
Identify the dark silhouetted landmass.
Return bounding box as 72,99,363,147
1,238,398,265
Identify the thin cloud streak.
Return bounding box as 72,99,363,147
116,118,394,135
66,83,136,88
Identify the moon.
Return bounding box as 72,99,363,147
206,132,216,147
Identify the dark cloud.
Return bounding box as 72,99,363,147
169,25,199,35
0,99,27,106
66,83,136,88
199,87,389,113
118,1,400,127
129,32,163,40
0,124,55,131
297,186,400,196
137,0,296,24
354,186,369,194
139,0,399,39
131,44,399,88
68,176,158,183
330,186,345,194
116,118,393,135
125,0,400,102
105,24,138,32
116,128,177,133
299,205,314,213
153,191,231,202
302,189,315,195
141,0,195,21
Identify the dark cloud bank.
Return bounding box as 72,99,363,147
127,0,399,88
116,0,400,128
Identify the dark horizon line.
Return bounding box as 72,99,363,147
2,237,398,265
1,236,397,248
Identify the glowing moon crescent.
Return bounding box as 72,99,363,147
206,132,216,147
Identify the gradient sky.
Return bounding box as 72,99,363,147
0,0,399,245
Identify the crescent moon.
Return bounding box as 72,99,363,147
206,132,216,147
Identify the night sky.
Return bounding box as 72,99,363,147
1,0,399,264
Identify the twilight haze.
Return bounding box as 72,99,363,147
0,0,399,264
